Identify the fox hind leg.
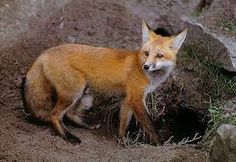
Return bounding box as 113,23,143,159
51,98,80,144
51,86,86,144
66,88,100,129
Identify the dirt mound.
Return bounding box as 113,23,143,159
0,0,207,161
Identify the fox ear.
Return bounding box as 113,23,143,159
142,21,157,44
142,21,150,44
170,29,187,50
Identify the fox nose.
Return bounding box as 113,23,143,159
143,65,149,70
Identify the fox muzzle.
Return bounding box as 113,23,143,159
143,64,156,71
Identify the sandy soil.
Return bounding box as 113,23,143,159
0,0,207,161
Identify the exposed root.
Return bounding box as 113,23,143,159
177,133,202,146
163,136,174,146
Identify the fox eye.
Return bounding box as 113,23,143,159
156,53,164,58
144,51,149,57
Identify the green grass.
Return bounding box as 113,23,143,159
218,20,236,32
203,99,236,141
190,11,201,17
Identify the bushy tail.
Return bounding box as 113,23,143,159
20,76,29,114
21,62,55,122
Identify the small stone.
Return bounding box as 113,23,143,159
209,124,236,162
67,36,76,43
58,21,64,30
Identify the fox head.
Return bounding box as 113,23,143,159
139,21,187,74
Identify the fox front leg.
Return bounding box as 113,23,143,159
128,95,163,145
119,98,133,138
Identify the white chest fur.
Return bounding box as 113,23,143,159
145,81,159,95
144,70,172,96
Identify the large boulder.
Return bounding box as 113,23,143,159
183,0,236,72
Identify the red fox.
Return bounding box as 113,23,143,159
21,22,187,144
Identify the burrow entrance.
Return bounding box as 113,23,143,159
157,107,208,143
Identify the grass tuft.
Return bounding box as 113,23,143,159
190,11,201,17
203,99,236,142
218,20,236,32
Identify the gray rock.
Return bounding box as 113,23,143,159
183,17,236,72
182,0,236,72
209,124,236,162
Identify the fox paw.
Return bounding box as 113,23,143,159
117,136,130,147
64,129,81,145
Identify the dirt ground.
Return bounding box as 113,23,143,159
0,0,207,161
